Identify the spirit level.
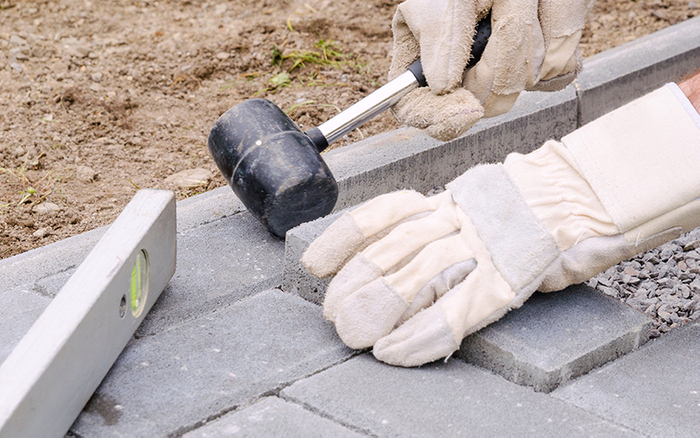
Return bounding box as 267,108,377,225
0,189,177,437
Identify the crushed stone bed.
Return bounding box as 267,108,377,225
589,227,700,338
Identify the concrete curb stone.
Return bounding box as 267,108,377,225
323,84,578,213
295,16,700,221
281,354,638,436
576,16,700,125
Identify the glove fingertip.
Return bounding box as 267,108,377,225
301,214,365,278
334,278,409,350
393,87,485,140
372,306,459,367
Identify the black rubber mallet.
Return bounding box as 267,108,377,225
208,16,491,238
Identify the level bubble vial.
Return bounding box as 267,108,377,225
130,249,150,318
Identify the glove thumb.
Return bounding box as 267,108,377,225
392,87,484,141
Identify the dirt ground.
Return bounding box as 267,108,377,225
1,0,698,259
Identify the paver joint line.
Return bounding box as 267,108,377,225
278,392,376,437
169,404,240,438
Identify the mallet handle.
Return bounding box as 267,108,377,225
307,14,492,151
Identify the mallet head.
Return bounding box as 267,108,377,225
208,98,338,238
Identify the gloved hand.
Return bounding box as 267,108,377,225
389,0,594,141
302,84,700,367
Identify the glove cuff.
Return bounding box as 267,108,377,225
563,85,700,236
446,164,560,291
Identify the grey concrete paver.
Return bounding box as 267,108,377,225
0,226,104,294
458,285,652,393
33,269,75,298
0,288,50,364
283,210,341,304
282,354,639,436
136,210,285,336
175,186,245,233
184,397,361,437
70,289,353,436
552,320,700,436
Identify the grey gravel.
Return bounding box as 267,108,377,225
588,227,700,337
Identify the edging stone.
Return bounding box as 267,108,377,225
575,15,700,125
322,84,578,212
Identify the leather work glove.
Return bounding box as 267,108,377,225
389,0,595,141
302,84,700,367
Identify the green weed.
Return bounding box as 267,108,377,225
261,39,364,95
269,72,291,88
272,39,353,72
1,166,62,207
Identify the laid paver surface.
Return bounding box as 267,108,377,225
136,210,285,336
184,397,361,437
0,288,50,364
552,320,700,435
70,289,353,436
282,354,638,436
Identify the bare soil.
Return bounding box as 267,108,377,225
1,0,698,259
